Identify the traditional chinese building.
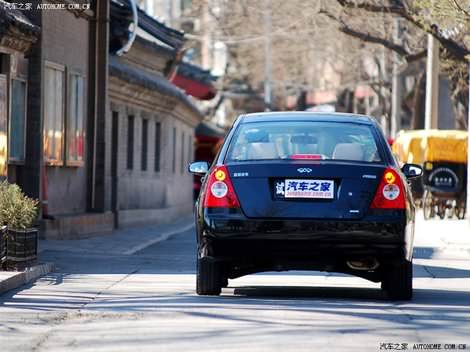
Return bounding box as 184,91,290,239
171,61,217,101
107,4,203,227
0,1,205,238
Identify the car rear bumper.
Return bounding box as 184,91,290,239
198,208,413,263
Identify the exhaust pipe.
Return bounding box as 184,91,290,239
347,258,379,271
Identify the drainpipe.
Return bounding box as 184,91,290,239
89,0,109,212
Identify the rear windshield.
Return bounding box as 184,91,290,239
226,121,382,163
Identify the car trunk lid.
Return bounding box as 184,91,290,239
228,161,384,219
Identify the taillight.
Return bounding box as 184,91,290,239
203,165,240,208
370,167,406,209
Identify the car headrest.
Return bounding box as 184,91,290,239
246,143,278,159
332,143,365,161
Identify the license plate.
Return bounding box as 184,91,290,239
275,179,334,199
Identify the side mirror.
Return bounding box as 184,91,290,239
188,161,210,175
402,163,423,179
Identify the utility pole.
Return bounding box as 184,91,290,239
201,0,211,69
424,34,439,129
391,19,403,138
264,0,272,111
379,46,389,135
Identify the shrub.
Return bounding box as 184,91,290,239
0,181,39,230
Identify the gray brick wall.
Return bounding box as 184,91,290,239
109,99,194,212
41,9,89,215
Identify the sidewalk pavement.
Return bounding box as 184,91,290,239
38,215,194,256
1,215,194,296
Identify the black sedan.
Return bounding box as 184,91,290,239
189,112,422,300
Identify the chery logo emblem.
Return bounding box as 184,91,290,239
297,168,312,173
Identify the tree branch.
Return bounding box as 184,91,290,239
335,0,470,62
335,0,415,21
451,0,470,18
320,10,425,63
406,49,427,62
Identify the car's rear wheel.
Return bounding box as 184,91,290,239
196,257,222,296
381,260,413,300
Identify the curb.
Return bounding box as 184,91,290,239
0,262,55,296
123,221,194,255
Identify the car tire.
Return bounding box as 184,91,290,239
196,258,222,296
381,260,413,301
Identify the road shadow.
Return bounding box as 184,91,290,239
413,263,470,278
3,271,470,306
231,285,386,300
230,285,470,306
3,281,470,335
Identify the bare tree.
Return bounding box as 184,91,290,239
186,0,469,127
321,0,469,127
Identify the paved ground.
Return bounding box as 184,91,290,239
0,215,469,352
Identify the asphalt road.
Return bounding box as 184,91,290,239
1,219,470,352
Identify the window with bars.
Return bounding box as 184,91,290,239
187,134,192,166
181,131,185,174
141,118,148,171
127,115,134,169
172,127,176,173
155,122,161,172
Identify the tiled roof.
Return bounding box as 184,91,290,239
110,0,185,51
0,1,39,39
137,7,185,50
109,55,202,118
178,62,218,85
